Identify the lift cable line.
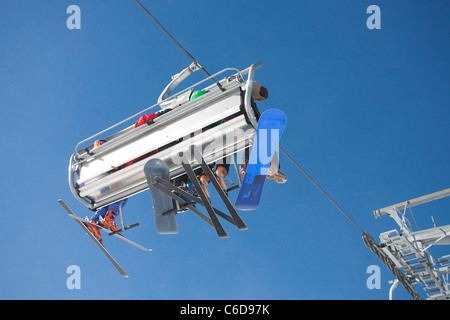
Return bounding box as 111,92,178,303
279,146,365,234
134,0,223,91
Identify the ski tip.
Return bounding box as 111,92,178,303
117,267,129,278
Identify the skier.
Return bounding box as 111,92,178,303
86,109,177,243
85,139,127,245
86,199,128,246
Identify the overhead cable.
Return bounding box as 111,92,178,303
134,0,223,90
279,146,365,234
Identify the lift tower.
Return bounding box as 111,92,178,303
373,188,450,300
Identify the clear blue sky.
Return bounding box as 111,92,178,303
0,0,449,300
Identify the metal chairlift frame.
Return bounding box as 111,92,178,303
373,188,450,299
68,62,264,213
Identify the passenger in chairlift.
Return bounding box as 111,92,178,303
190,80,287,202
86,111,173,244
239,80,287,184
85,139,128,246
86,110,175,243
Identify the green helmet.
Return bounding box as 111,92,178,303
190,90,208,100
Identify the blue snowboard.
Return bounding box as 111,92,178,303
235,109,287,211
144,159,178,234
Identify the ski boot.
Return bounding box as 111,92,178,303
215,165,228,194
267,170,287,184
101,210,121,235
198,174,211,202
186,180,198,198
176,180,197,212
85,218,103,246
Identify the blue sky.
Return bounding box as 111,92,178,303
0,0,449,300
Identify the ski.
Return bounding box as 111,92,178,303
235,109,287,210
58,199,129,278
70,214,151,252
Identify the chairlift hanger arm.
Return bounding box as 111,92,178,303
158,62,200,103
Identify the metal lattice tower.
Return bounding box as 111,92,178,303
373,188,450,300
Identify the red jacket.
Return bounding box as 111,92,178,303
124,113,159,167
133,113,158,128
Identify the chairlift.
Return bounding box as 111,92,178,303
68,62,264,214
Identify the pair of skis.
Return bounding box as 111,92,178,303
58,199,151,278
